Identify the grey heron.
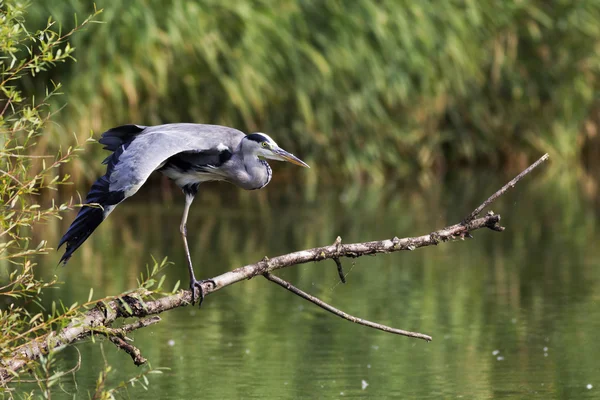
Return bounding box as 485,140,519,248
58,123,309,305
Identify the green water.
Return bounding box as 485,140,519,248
22,166,600,398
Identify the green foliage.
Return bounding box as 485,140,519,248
27,0,600,183
0,0,101,392
89,349,165,400
0,0,93,362
0,2,169,396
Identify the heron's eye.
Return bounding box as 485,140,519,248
261,142,268,148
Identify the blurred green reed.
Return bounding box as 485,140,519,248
25,0,600,184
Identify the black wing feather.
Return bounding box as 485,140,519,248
57,175,125,265
58,126,143,264
98,124,146,151
159,148,232,173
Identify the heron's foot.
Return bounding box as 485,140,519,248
189,279,216,307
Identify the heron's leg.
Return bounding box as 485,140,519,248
180,194,196,282
180,194,214,306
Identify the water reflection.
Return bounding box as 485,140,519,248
23,167,600,398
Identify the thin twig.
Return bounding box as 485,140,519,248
0,98,12,118
107,336,147,366
120,316,161,334
0,169,24,186
464,153,549,223
90,316,160,366
93,316,158,367
333,258,346,283
263,272,432,342
332,236,346,283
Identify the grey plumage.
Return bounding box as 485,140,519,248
106,124,244,196
58,123,309,305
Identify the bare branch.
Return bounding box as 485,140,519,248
464,153,549,223
0,215,502,384
264,273,432,341
0,154,550,383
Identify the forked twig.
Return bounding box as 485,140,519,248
107,336,147,366
261,153,549,342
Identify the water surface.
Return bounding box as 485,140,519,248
24,167,600,398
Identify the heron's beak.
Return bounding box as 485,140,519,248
273,147,310,168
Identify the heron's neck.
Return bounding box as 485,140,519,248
233,142,272,190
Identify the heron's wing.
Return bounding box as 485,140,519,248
99,124,147,152
108,123,245,196
58,123,245,265
164,148,232,171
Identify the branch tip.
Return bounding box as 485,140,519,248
108,336,147,366
333,258,346,284
464,153,549,223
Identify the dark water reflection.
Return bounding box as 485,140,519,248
27,167,600,398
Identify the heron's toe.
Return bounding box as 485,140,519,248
189,279,215,307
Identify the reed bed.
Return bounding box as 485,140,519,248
26,0,600,182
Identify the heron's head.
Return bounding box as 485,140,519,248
244,133,309,168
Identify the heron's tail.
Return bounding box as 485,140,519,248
58,175,125,265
